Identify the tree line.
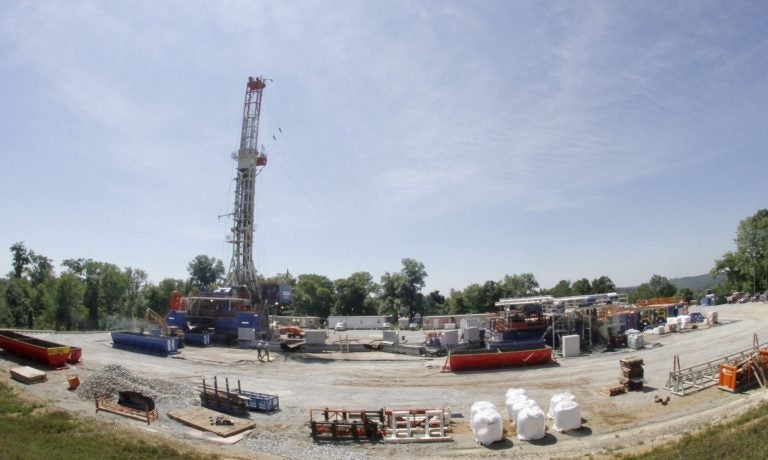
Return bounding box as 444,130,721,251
712,209,768,296
2,209,764,331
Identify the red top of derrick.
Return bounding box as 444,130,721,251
247,77,266,91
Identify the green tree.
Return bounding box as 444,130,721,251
187,255,225,290
334,272,378,316
10,242,31,278
4,277,31,327
400,258,427,318
124,268,148,320
461,283,485,313
425,290,446,315
499,273,539,298
154,278,187,315
635,274,677,301
712,251,748,292
445,288,468,315
549,280,572,297
291,274,335,318
0,280,11,326
62,258,91,278
481,280,501,311
734,209,768,293
30,284,55,328
55,273,86,330
591,275,616,294
572,278,592,295
379,271,405,317
649,274,677,297
28,253,54,287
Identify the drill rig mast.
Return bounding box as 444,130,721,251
165,77,272,342
226,76,268,294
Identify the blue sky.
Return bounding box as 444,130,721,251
1,1,767,294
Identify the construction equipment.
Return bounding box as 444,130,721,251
309,408,385,442
667,335,768,396
144,308,184,345
717,336,768,392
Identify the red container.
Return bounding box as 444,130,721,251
0,330,71,368
447,346,553,372
67,347,82,364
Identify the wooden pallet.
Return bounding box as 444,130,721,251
9,366,47,384
95,395,158,425
168,407,256,437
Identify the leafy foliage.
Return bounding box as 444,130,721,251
3,210,764,330
187,255,225,290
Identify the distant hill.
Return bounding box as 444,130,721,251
669,273,724,291
620,273,724,293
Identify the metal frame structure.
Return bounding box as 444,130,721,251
665,339,768,396
226,76,268,292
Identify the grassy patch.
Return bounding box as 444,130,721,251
0,381,219,460
623,400,768,460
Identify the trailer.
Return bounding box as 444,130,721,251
0,330,71,368
111,332,179,357
184,332,212,347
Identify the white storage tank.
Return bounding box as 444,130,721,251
462,327,480,342
304,329,327,345
238,328,255,341
382,330,400,345
561,334,580,357
442,329,459,346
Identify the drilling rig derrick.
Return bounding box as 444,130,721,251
227,76,268,297
165,76,272,342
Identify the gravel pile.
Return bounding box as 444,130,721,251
77,364,197,411
244,430,375,460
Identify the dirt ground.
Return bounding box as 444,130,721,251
2,302,768,459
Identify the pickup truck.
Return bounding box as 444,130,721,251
278,326,305,338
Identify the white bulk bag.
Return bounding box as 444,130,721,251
470,401,496,421
510,397,538,425
471,404,504,445
516,406,546,441
547,392,575,418
552,399,581,431
505,388,527,400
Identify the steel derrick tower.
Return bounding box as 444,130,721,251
226,76,268,294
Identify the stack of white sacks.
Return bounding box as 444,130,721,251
472,389,582,445
505,388,546,441
547,392,581,431
470,401,504,445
